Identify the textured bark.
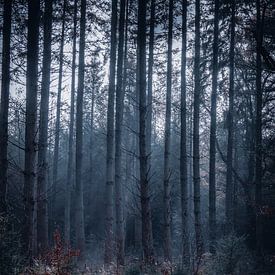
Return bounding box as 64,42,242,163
193,0,203,256
225,0,235,232
23,0,40,259
75,0,86,255
0,0,12,214
104,0,118,264
115,0,127,266
163,0,173,262
255,0,263,255
65,0,78,245
146,0,156,259
52,0,66,225
209,0,219,253
37,0,53,254
146,0,155,166
137,0,153,263
180,0,190,267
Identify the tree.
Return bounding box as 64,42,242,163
23,0,40,259
75,0,86,254
180,0,190,267
225,0,235,232
104,0,118,264
137,0,154,264
52,0,67,226
209,0,219,253
115,0,127,266
65,0,78,246
37,0,53,254
0,0,12,214
255,0,263,255
193,0,203,256
163,0,173,262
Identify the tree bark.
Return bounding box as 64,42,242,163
209,0,219,253
75,0,86,255
104,0,118,264
180,0,190,267
52,0,67,227
37,0,53,255
193,0,203,256
225,0,235,232
65,0,78,245
115,0,127,266
255,0,263,256
23,0,40,260
137,0,153,264
163,0,173,262
0,0,12,214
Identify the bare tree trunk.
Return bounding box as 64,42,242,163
23,0,40,260
52,0,66,227
137,0,153,264
180,0,190,268
146,0,156,259
255,0,263,256
146,0,155,168
163,0,173,262
0,0,12,214
65,0,77,246
193,0,203,256
104,0,118,264
225,0,235,232
37,0,53,255
75,0,86,255
115,0,127,266
209,0,219,253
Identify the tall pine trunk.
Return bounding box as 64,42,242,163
37,0,53,254
115,0,127,266
52,0,66,225
255,0,263,255
163,0,173,262
104,0,118,264
225,0,235,232
147,0,155,168
23,0,40,259
75,0,86,255
0,0,12,214
209,0,219,253
180,0,190,267
65,0,78,245
147,0,156,259
137,0,153,263
193,0,203,256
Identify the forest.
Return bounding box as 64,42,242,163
0,0,275,274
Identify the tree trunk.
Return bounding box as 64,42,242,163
255,0,263,256
115,0,127,266
52,0,66,228
37,0,53,255
209,0,219,253
23,0,40,260
104,0,118,264
0,0,12,214
225,0,235,232
180,0,190,267
75,0,86,255
193,0,203,256
146,0,156,259
163,0,173,262
146,0,155,168
65,0,78,245
137,0,153,264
